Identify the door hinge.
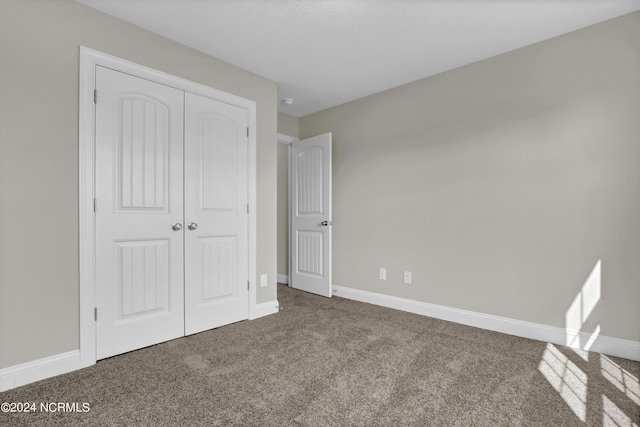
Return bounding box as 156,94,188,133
94,89,97,104
93,197,97,213
247,127,249,138
247,204,249,214
247,280,250,290
94,307,97,321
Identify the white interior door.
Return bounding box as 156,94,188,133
290,133,332,297
95,66,185,359
184,92,249,335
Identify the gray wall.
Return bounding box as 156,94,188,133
300,12,640,342
0,0,277,369
278,113,300,139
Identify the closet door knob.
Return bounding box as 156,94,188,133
172,223,183,231
188,222,199,231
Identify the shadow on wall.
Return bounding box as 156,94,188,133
537,259,639,425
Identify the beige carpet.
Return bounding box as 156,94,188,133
1,284,638,426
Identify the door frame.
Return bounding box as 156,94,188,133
277,133,298,286
79,47,257,368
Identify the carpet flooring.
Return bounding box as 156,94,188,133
1,284,638,426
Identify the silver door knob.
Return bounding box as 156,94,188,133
172,222,183,231
321,220,332,226
188,222,199,231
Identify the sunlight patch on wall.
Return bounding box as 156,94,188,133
565,260,601,351
538,343,587,422
601,355,640,405
602,395,639,427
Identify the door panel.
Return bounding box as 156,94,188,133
116,240,169,316
297,231,324,277
297,147,325,215
95,66,185,359
290,133,332,297
184,92,249,335
117,97,169,211
200,236,238,299
200,115,237,211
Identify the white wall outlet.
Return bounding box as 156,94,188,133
260,274,268,287
379,268,387,280
403,271,412,284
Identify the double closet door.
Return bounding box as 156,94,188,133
94,66,249,360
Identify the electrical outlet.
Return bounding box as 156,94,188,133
260,274,268,287
379,268,387,280
403,271,412,284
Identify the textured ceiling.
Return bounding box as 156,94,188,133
75,0,640,117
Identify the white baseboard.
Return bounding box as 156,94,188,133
1,301,280,392
0,350,80,392
3,289,635,394
332,285,640,362
249,300,280,320
277,274,289,285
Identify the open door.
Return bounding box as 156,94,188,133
290,133,332,297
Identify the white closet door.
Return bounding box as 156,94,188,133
184,92,249,335
95,66,185,359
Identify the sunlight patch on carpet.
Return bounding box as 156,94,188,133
538,343,587,422
602,395,639,427
569,346,590,362
601,355,640,405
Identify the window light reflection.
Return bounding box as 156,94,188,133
601,355,640,405
538,343,587,421
602,395,639,427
